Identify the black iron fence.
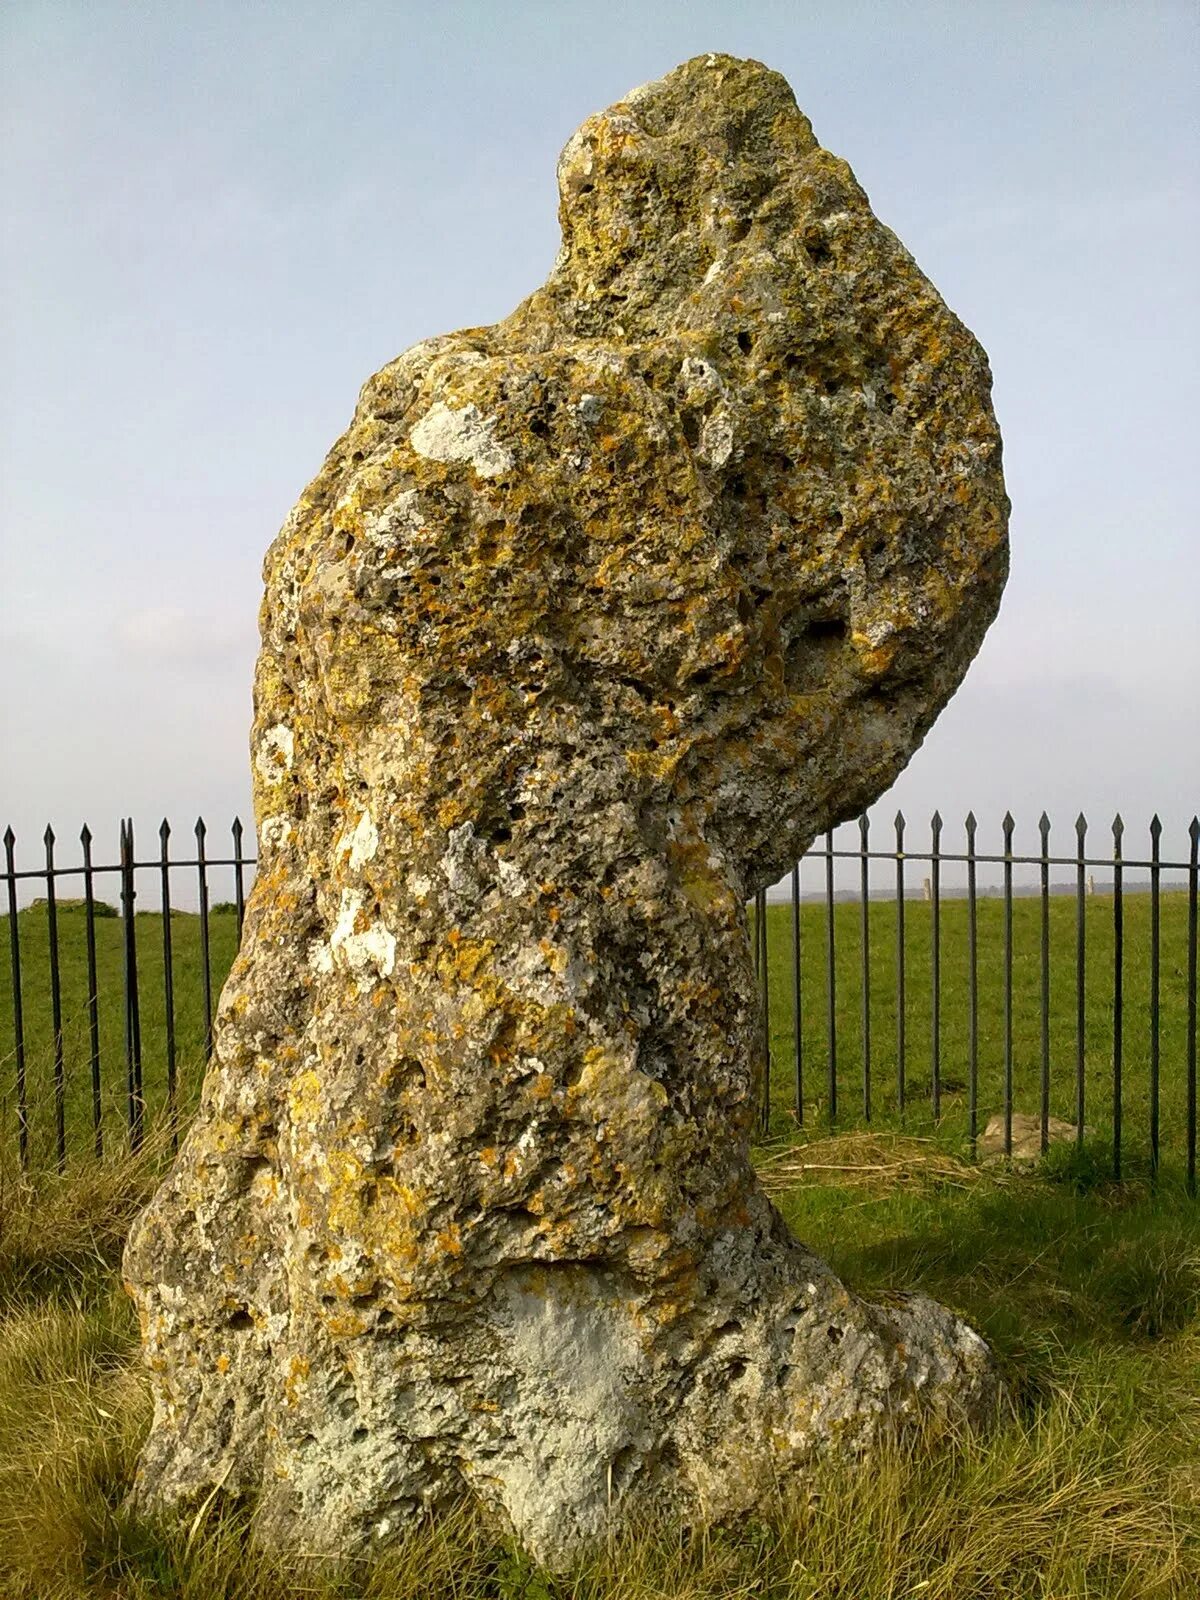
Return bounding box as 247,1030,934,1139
2,810,1197,1192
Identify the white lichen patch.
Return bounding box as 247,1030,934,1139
338,811,379,871
697,406,735,467
255,724,295,782
362,488,424,551
410,403,514,478
259,814,293,853
329,888,396,979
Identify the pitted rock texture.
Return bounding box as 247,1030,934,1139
125,53,1009,1567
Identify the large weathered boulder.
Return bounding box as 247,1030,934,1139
125,54,1009,1566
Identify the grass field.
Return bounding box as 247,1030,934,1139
1,892,1195,1177
0,1133,1195,1598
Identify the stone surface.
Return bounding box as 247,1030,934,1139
124,53,1009,1567
979,1113,1082,1162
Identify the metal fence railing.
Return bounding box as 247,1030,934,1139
3,810,1198,1192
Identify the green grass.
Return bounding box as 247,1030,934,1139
0,1136,1195,1597
752,892,1195,1176
0,892,1194,1177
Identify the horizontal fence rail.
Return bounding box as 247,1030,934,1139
2,810,1198,1192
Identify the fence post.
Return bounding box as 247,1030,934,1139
196,817,213,1060
824,828,837,1125
4,827,28,1169
930,811,942,1122
121,818,144,1152
44,826,66,1171
966,811,978,1153
859,813,871,1123
1075,813,1088,1145
790,862,802,1125
81,824,103,1158
160,819,178,1151
894,811,906,1117
1112,814,1124,1181
1002,811,1015,1158
1039,811,1051,1154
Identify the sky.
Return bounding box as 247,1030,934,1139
2,0,1198,902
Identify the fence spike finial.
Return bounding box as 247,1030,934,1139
1149,813,1162,839
159,817,171,843
195,816,206,841
1113,813,1124,839
43,823,55,848
3,825,14,851
1076,810,1087,838
1190,815,1200,844
80,822,92,846
1039,810,1050,836
1002,810,1015,834
931,809,943,834
965,809,977,835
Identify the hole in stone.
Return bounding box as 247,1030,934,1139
735,330,753,355
727,1357,748,1381
351,1426,369,1444
807,615,847,644
827,1324,844,1344
227,1309,254,1332
528,415,550,438
804,231,833,266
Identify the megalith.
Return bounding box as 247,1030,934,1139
125,54,1009,1567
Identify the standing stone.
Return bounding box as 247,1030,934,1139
125,54,1009,1567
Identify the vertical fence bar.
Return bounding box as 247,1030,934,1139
196,817,214,1060
1003,811,1015,1158
4,827,28,1169
894,811,906,1116
966,811,978,1152
232,816,246,938
1075,813,1087,1145
930,812,942,1121
859,813,871,1122
81,825,103,1159
757,887,770,1134
121,819,144,1152
44,827,66,1171
752,892,761,979
1187,817,1197,1198
1039,811,1051,1154
790,862,802,1125
160,820,178,1151
824,828,837,1125
1148,816,1161,1180
1112,814,1124,1182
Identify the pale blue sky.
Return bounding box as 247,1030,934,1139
2,0,1197,885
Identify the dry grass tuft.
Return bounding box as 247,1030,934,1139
0,1136,1195,1597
